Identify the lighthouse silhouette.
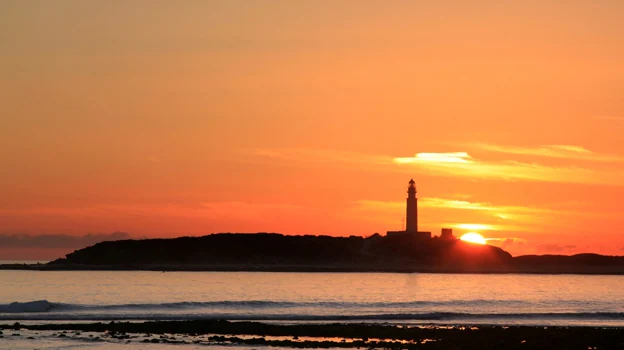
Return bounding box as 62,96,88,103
386,179,431,239
406,178,418,232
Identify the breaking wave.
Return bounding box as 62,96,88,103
0,300,54,313
1,300,623,323
0,299,533,313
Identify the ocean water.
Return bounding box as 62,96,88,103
1,271,623,327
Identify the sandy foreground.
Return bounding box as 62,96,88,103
1,320,623,349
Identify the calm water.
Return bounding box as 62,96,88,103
1,271,623,327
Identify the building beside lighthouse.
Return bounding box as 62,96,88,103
386,179,432,239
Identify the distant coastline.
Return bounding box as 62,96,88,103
2,233,623,275
2,261,624,275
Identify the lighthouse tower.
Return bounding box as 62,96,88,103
386,179,431,239
406,179,418,232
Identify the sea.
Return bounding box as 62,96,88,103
1,269,623,348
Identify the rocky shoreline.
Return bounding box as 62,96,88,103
2,320,623,349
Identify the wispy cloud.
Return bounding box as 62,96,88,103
421,197,499,211
393,152,622,185
353,197,581,216
535,243,578,254
350,197,609,235
394,152,473,164
469,143,624,162
487,237,527,244
247,148,391,166
595,115,624,123
452,223,497,231
486,237,528,252
248,147,623,186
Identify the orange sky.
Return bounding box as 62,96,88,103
1,1,624,259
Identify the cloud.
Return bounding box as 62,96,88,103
350,197,611,235
394,152,473,164
393,152,622,185
0,232,131,249
354,198,502,213
595,115,624,122
249,147,624,186
496,237,528,244
535,243,577,254
354,197,583,216
486,237,529,256
469,143,624,162
421,197,514,212
246,148,391,167
453,223,497,231
487,237,528,249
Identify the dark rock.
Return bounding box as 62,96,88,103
6,320,624,350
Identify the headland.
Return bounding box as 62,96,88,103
2,232,623,274
3,180,622,274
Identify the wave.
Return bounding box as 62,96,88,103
0,299,539,314
0,300,54,313
2,300,622,324
0,300,289,313
0,311,623,322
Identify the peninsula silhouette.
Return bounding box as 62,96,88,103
33,232,622,274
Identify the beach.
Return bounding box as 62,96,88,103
2,271,624,349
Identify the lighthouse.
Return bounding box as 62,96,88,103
406,179,418,232
386,179,431,239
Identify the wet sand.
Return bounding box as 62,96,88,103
2,320,623,349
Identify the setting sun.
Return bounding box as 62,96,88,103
460,232,487,245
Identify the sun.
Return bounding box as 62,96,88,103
460,232,487,245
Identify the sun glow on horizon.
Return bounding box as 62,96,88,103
460,232,487,245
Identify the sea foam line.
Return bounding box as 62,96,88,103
0,299,556,313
